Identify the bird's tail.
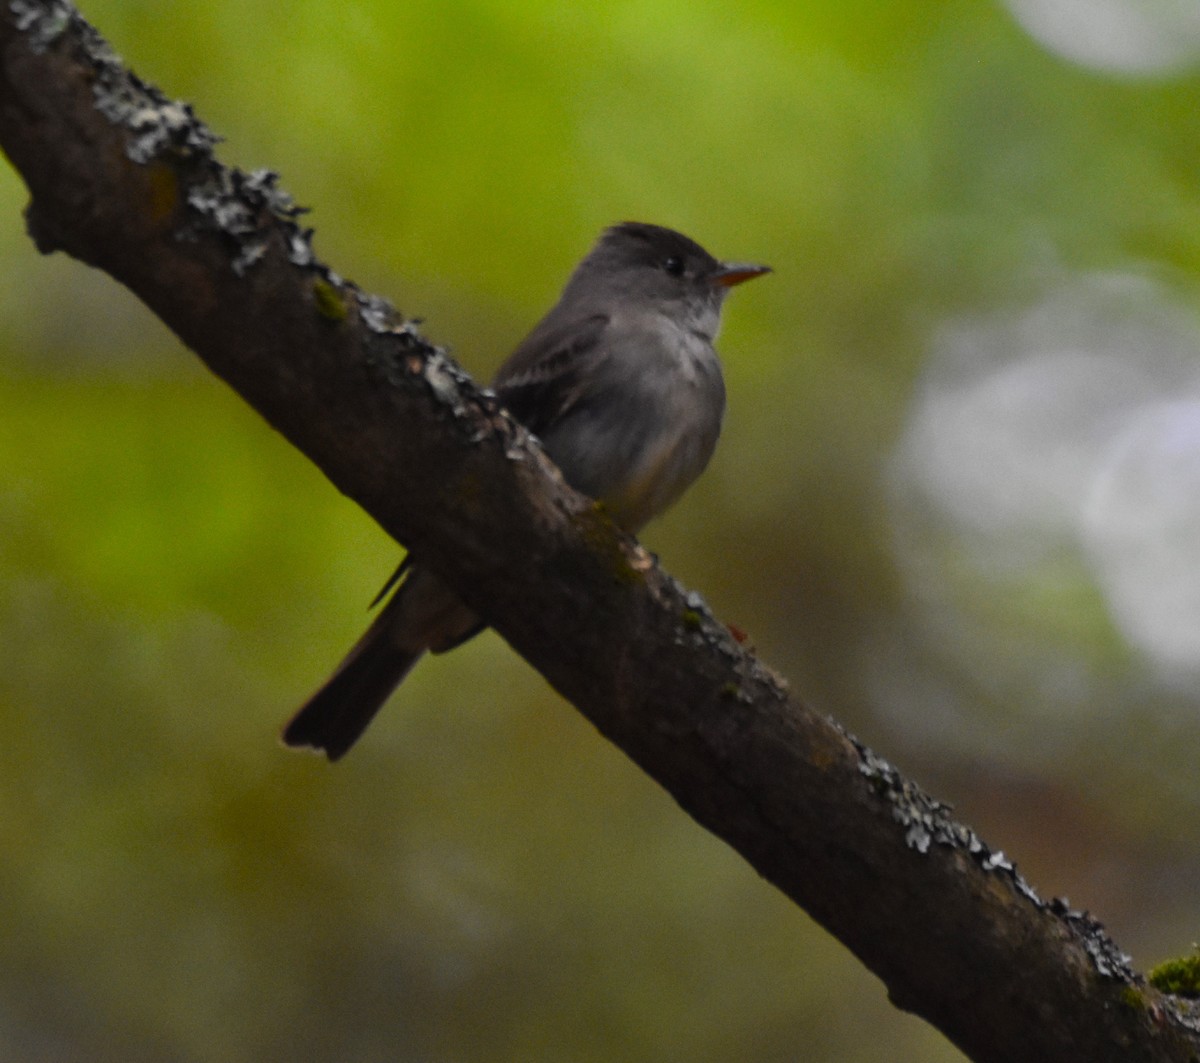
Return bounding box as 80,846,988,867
282,565,480,761
281,596,427,761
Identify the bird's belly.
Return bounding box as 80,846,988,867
545,380,722,532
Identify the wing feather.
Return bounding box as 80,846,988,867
492,313,610,437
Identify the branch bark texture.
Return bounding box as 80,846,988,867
2,4,1196,1060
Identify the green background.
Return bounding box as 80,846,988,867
4,1,1200,1060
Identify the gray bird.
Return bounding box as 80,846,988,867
283,222,769,759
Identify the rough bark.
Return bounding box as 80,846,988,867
2,4,1197,1060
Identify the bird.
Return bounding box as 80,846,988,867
283,222,770,760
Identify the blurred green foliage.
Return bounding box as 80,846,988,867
4,1,1200,1060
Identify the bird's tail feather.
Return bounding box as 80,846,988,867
282,565,480,761
282,598,426,761
282,648,424,762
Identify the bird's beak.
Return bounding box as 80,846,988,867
711,262,772,288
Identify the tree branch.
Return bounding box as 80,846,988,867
2,4,1195,1059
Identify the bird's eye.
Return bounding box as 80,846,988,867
662,255,685,277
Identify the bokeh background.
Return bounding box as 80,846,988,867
4,1,1200,1060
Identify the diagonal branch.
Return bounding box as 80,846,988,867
1,4,1194,1060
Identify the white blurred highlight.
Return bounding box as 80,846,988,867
1003,0,1200,76
888,271,1200,699
1084,400,1200,674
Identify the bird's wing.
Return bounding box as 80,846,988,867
367,317,610,617
492,312,611,437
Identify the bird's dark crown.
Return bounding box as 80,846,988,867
598,221,717,271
